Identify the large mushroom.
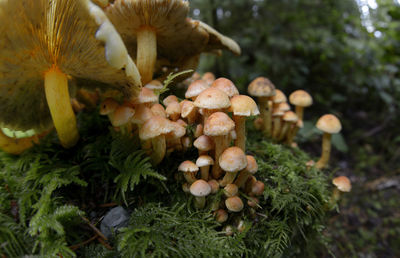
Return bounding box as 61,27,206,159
0,0,141,148
315,114,342,169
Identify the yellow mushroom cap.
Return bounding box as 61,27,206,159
204,112,235,136
194,88,231,110
247,77,276,97
219,146,247,173
332,176,351,192
211,78,239,98
229,95,260,117
185,80,209,99
289,90,313,107
316,114,342,134
139,115,173,140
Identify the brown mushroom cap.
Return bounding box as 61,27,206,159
229,95,260,117
178,160,199,173
190,179,211,197
139,115,174,140
219,147,247,173
316,114,342,134
224,184,239,197
0,0,141,131
225,196,244,212
193,135,214,152
185,80,209,99
332,176,351,192
196,155,214,167
211,78,239,98
208,179,220,194
204,112,235,136
289,90,313,107
245,155,258,174
194,88,231,110
247,77,276,97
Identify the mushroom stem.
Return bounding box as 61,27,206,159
278,122,290,141
234,116,246,151
316,133,331,169
0,129,39,154
219,172,238,187
272,116,281,139
295,106,305,121
137,27,157,84
200,166,210,181
234,170,250,188
150,134,166,165
211,135,228,179
194,196,206,209
44,67,79,148
328,188,341,208
260,98,271,136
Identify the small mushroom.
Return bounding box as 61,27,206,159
211,78,239,98
185,80,209,101
330,176,351,207
225,196,244,213
315,114,342,169
289,90,313,121
190,179,211,209
219,147,247,187
196,155,214,181
278,111,298,141
178,160,199,184
234,155,258,188
194,88,231,121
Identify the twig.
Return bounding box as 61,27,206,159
98,202,118,208
97,237,113,250
81,216,108,241
69,235,98,251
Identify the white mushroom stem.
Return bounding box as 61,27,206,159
44,67,79,148
219,171,238,187
211,135,229,179
234,170,251,188
295,106,305,121
316,133,332,169
259,97,271,136
200,166,210,181
137,27,157,84
233,116,246,151
194,196,206,209
150,134,166,165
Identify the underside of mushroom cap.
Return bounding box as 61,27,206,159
0,0,140,131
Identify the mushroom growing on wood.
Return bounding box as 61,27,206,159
0,0,141,148
315,114,342,169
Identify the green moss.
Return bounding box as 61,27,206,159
0,111,330,257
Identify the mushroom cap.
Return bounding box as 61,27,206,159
219,146,247,173
163,95,179,107
289,90,313,107
211,78,239,98
193,135,214,152
180,100,196,119
208,179,220,194
224,184,239,197
111,105,135,126
178,160,199,173
194,88,231,110
139,115,174,140
202,72,216,85
282,111,298,122
168,121,186,138
225,196,244,212
316,114,342,134
272,110,284,117
185,80,209,99
272,90,287,104
247,77,276,97
144,80,164,90
99,98,119,115
150,103,167,118
229,95,260,117
204,112,235,136
278,102,291,112
166,101,181,119
132,87,158,104
332,176,351,192
0,0,141,131
190,179,211,197
245,155,258,174
196,155,214,167
131,105,154,124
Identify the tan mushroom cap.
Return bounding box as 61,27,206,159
180,100,196,118
224,184,239,197
185,80,209,99
225,196,244,212
111,105,135,126
178,160,199,173
193,135,214,152
211,78,239,98
0,0,141,131
219,147,247,172
163,95,179,106
150,103,167,118
202,72,216,85
316,114,342,134
332,176,351,192
144,80,164,90
139,115,174,140
99,98,119,115
289,90,313,107
132,87,158,105
247,77,276,97
131,105,154,124
245,155,258,174
273,90,287,104
196,155,214,167
190,179,211,197
166,101,181,120
272,110,284,117
278,102,291,112
194,88,231,110
169,121,186,138
229,95,260,117
204,112,235,136
283,111,298,122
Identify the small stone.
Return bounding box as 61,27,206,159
100,206,129,238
